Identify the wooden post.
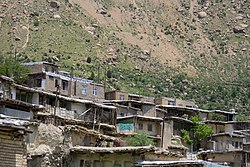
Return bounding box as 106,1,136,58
54,85,60,125
104,64,107,94
93,108,97,130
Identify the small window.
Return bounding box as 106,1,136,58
52,67,55,73
82,85,87,95
49,76,54,80
168,100,175,105
93,85,97,96
55,79,59,87
44,66,48,72
235,141,239,148
119,94,125,100
240,142,243,148
35,79,42,87
138,123,143,130
62,80,68,90
232,141,235,147
148,124,153,131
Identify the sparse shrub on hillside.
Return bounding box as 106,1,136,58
87,57,92,63
33,18,40,26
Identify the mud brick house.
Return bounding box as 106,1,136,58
24,62,104,100
68,146,183,167
105,90,129,100
157,105,198,120
198,150,250,167
0,117,31,167
155,98,197,108
117,115,163,147
105,100,156,117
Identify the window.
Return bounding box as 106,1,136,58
49,76,54,80
82,85,87,95
62,80,68,90
34,79,42,87
138,123,143,130
52,67,55,73
44,66,48,72
93,85,97,96
148,124,153,131
235,141,239,148
119,94,125,100
168,100,175,105
55,79,59,87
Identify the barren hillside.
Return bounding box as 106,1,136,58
0,0,249,115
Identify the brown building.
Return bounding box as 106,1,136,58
24,62,105,100
105,90,129,100
155,98,196,108
68,146,183,167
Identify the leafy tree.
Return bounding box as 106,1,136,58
180,129,193,145
128,131,155,146
0,56,30,84
191,116,213,150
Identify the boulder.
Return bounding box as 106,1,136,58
233,24,248,33
53,14,61,19
198,11,207,18
50,1,60,8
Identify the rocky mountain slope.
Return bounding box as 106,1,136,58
0,0,249,116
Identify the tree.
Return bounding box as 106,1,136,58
0,56,30,84
191,116,213,150
128,131,155,146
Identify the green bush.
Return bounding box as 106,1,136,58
128,131,155,146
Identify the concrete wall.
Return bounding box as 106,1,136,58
0,128,27,167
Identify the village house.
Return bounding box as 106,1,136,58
24,62,105,101
68,146,183,167
154,97,197,108
117,115,163,147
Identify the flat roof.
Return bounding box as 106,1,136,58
70,146,181,157
117,115,163,121
211,132,245,138
107,100,156,105
134,160,226,166
14,84,115,109
0,75,14,82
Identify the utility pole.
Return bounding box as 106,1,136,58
54,85,60,125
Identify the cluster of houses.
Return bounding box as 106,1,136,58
0,62,249,167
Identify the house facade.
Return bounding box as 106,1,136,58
24,62,105,100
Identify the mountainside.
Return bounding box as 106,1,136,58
0,0,249,115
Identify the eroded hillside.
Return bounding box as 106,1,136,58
0,0,249,115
